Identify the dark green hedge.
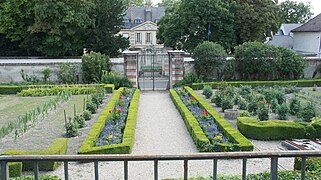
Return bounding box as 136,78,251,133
78,88,140,154
170,87,253,152
189,79,321,90
294,157,321,173
0,138,68,178
0,84,114,94
237,117,321,140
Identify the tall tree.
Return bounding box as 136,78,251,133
279,0,313,24
157,0,178,7
229,0,280,46
124,0,145,7
85,0,129,57
157,0,235,52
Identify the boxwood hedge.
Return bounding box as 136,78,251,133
170,87,253,152
78,88,140,154
0,138,68,178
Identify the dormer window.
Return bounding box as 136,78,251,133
155,18,160,24
134,17,143,24
123,18,130,24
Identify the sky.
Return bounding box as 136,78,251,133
151,0,321,17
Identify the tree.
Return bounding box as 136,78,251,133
157,0,178,7
157,0,235,52
279,0,313,24
85,0,129,57
192,41,227,80
124,0,145,7
228,0,280,46
82,52,110,83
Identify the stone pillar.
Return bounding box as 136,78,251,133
168,50,185,88
123,50,139,88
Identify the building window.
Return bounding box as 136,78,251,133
134,18,142,24
146,33,152,44
123,33,129,38
136,33,141,43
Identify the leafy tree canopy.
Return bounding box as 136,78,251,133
279,0,313,24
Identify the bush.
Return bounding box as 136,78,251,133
247,99,258,115
86,100,98,114
202,85,213,99
277,103,289,120
56,63,78,84
83,110,92,121
238,98,247,110
239,111,251,117
74,115,85,128
100,71,132,89
192,41,227,80
82,52,110,83
221,96,233,112
211,92,222,107
270,98,279,113
234,42,305,80
65,118,78,137
257,101,269,121
174,73,202,87
289,96,301,116
299,102,317,122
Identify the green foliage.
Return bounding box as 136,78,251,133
82,52,110,83
234,42,305,80
238,98,247,110
299,102,317,122
221,96,234,112
277,103,289,120
41,68,52,83
295,157,321,174
247,99,258,115
74,115,85,128
193,41,227,80
157,0,235,51
100,71,133,89
86,100,98,114
279,0,313,24
237,117,306,140
56,63,79,84
83,110,92,121
202,85,213,99
20,69,40,84
289,96,301,116
8,175,59,180
174,73,203,87
18,87,96,97
270,98,279,113
65,117,78,137
211,92,222,107
257,100,269,121
239,111,251,117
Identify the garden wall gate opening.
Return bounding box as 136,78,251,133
123,50,184,91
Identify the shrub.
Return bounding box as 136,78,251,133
65,117,78,137
202,85,213,99
83,110,92,121
270,98,279,113
82,52,110,83
192,41,227,80
74,115,85,128
277,103,289,120
211,92,222,107
221,96,233,112
257,100,269,121
56,63,78,84
239,85,252,96
174,73,203,87
299,102,317,122
238,98,247,110
239,111,251,117
247,99,258,115
86,100,98,114
41,68,52,83
100,71,132,89
289,96,301,116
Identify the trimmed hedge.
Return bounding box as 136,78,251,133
189,79,321,90
0,84,114,94
295,157,321,173
170,87,253,152
78,88,140,154
0,138,68,178
237,117,321,140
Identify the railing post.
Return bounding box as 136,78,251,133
270,157,278,180
1,161,9,180
301,157,307,180
183,159,188,180
34,161,39,180
124,160,128,180
242,158,247,180
154,160,158,180
213,159,218,180
64,161,69,180
94,161,99,180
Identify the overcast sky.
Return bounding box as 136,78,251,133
151,0,321,17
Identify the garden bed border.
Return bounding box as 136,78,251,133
78,88,140,154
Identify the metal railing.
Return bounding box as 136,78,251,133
1,151,321,180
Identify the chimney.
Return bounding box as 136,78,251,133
130,0,135,23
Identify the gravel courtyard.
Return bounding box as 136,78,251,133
44,91,295,180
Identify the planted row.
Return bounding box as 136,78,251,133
18,87,97,97
170,87,253,152
78,87,140,154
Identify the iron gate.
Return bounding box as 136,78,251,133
137,52,170,91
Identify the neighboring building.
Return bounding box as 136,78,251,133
277,23,302,37
292,13,321,57
267,23,301,49
119,1,165,53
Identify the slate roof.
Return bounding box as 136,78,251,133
123,6,165,29
292,13,321,32
278,24,301,35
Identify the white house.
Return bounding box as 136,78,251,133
292,13,321,57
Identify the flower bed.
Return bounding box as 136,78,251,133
170,87,253,152
78,88,140,154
